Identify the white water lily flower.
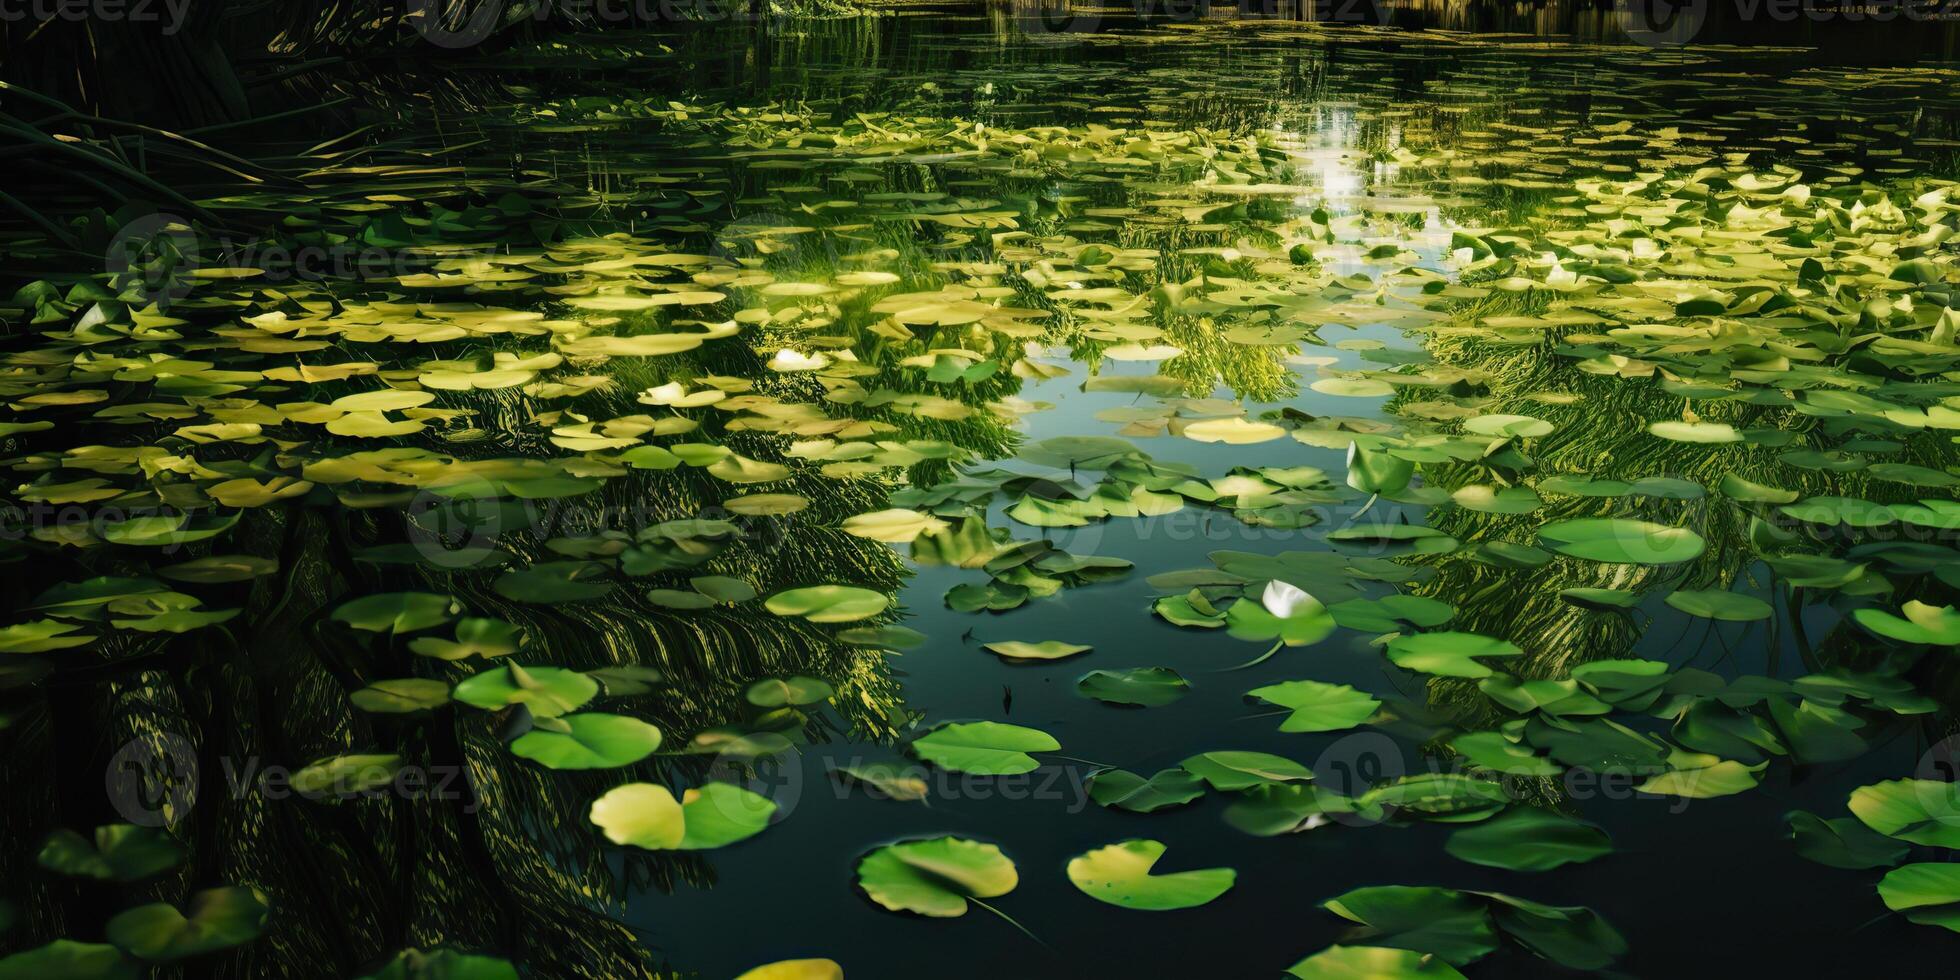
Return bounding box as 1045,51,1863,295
768,349,830,372
637,382,724,408
1261,580,1320,619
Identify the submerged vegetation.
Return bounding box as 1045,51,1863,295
2,6,1959,978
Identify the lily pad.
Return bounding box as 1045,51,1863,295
1444,809,1611,871
1537,519,1706,564
983,639,1091,661
1065,839,1235,910
856,837,1017,917
37,825,184,882
1076,667,1189,706
452,664,597,718
910,721,1058,775
765,585,891,623
1878,863,1960,933
106,886,269,961
1385,632,1523,679
1246,680,1381,732
1180,751,1315,790
510,713,663,770
1087,768,1206,813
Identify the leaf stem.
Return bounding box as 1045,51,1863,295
1216,639,1285,672
969,897,1046,947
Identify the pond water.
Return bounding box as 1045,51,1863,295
6,7,1960,980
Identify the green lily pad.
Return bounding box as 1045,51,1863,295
856,837,1017,917
1665,589,1773,622
1225,581,1337,647
837,762,931,802
1557,588,1639,611
1087,768,1206,813
1854,601,1960,645
983,639,1091,661
0,941,138,980
837,625,928,649
510,713,662,769
1180,751,1315,790
492,561,614,603
1245,679,1381,732
1878,863,1960,933
1322,886,1497,964
37,825,184,882
331,592,459,634
1849,779,1960,848
349,678,451,714
1537,519,1706,564
452,664,597,718
106,886,269,961
1445,809,1611,871
1066,839,1235,910
406,618,528,660
0,619,96,653
909,721,1058,775
764,585,891,623
1385,632,1523,679
1076,667,1189,707
291,754,403,796
1285,945,1465,979
1786,810,1908,870
357,949,520,980
745,675,835,707
590,782,779,851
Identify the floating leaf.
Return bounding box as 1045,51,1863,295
588,782,684,850
1445,809,1610,871
1180,751,1314,790
349,678,451,714
983,639,1091,662
1087,768,1206,813
1878,864,1960,933
1664,589,1773,622
1537,519,1705,564
37,825,184,882
745,675,835,707
510,713,662,769
856,837,1017,917
735,960,843,980
1076,667,1188,706
453,664,597,718
765,585,891,623
1245,680,1381,732
106,886,269,962
1285,946,1465,979
331,592,459,634
1066,840,1235,910
1385,632,1522,679
910,722,1058,775
1849,779,1960,848
1786,810,1908,870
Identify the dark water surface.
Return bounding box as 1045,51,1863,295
6,6,1960,979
